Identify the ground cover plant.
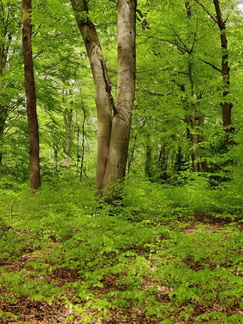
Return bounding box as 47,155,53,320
0,178,242,323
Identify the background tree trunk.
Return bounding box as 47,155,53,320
0,1,10,165
195,0,234,146
213,0,234,145
22,0,41,189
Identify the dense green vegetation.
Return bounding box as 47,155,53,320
0,177,243,323
0,0,243,322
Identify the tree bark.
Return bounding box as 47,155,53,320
70,0,113,191
63,90,73,170
101,0,136,193
195,0,234,146
188,59,199,172
22,0,41,189
70,0,136,201
185,1,199,172
213,0,234,145
0,1,10,165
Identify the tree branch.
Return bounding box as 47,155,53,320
136,9,150,30
194,0,217,23
200,58,222,73
141,89,171,97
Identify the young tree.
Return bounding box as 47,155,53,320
0,1,15,165
70,0,136,201
22,0,41,189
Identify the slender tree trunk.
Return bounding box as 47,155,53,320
145,137,152,179
0,1,10,165
63,89,73,170
22,0,41,189
158,145,167,179
63,107,73,169
127,133,137,175
197,116,208,171
70,0,136,201
195,0,234,146
188,59,199,172
184,0,199,172
79,99,86,180
213,0,234,145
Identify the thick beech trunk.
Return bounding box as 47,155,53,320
71,0,136,201
102,0,136,192
22,0,41,189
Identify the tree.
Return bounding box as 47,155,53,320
22,0,41,189
0,1,20,166
194,0,234,146
70,0,136,201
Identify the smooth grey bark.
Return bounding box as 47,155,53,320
70,0,112,191
70,0,136,201
101,0,136,193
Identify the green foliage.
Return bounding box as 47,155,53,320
0,178,242,322
0,0,243,322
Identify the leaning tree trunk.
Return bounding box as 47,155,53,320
22,0,41,190
70,0,136,201
70,0,112,191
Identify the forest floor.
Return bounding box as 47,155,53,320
1,212,242,324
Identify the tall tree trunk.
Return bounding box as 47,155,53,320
197,116,208,171
63,107,73,169
188,59,199,172
70,0,112,191
195,0,234,146
145,137,152,179
101,0,136,193
0,1,10,165
79,98,86,180
70,0,136,201
22,0,41,190
62,90,73,170
213,0,234,146
185,1,199,172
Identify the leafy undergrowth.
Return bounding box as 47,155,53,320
0,179,243,323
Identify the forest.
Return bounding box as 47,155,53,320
0,0,243,323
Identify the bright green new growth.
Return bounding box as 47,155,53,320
0,177,242,322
